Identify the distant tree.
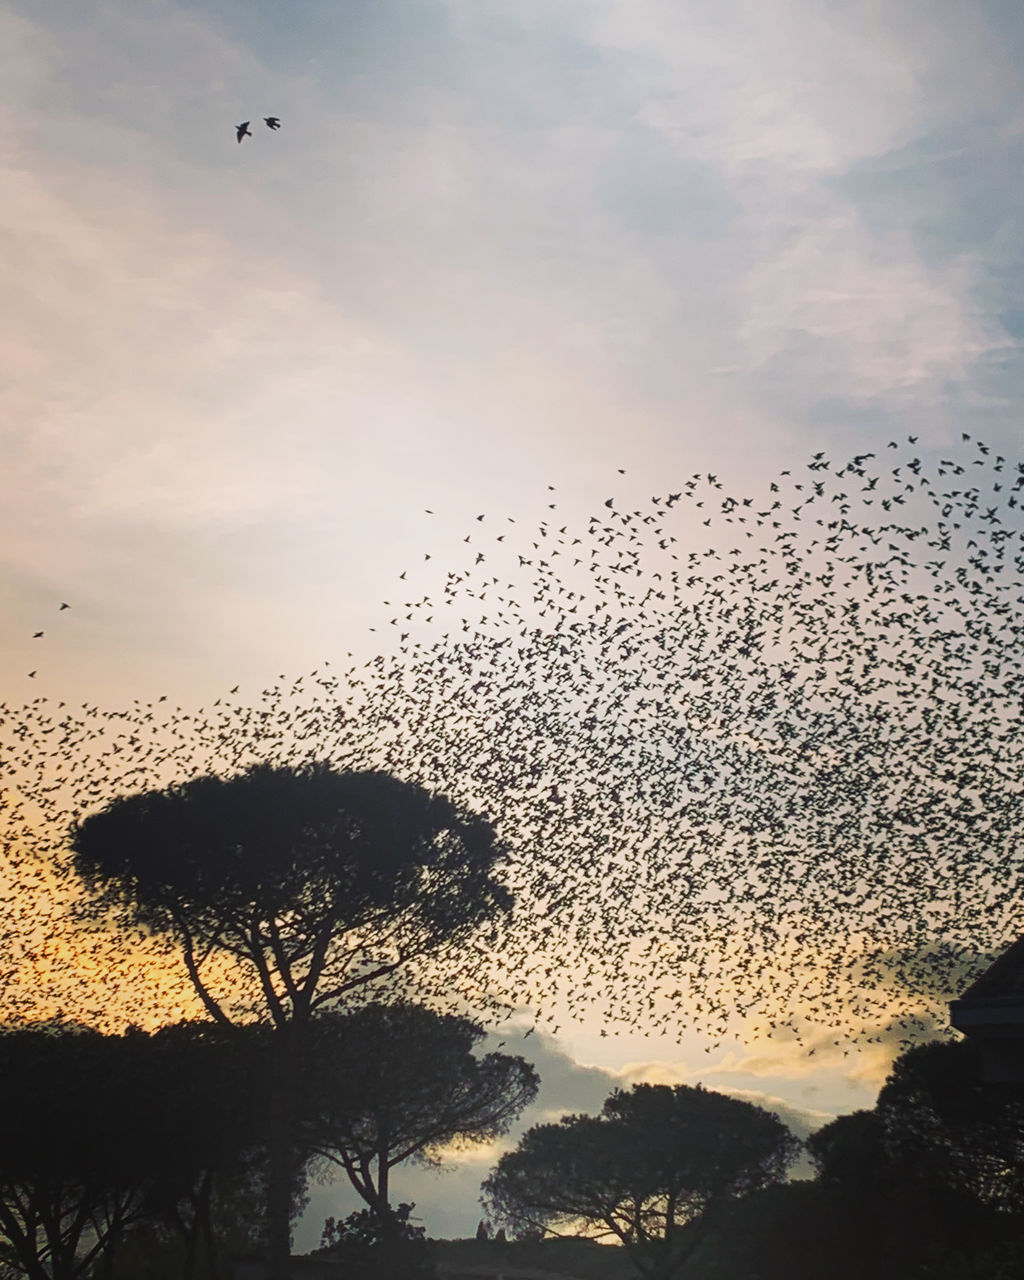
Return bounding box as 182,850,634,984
475,1220,491,1241
316,1203,435,1280
483,1082,799,1280
71,763,509,1280
301,1003,537,1227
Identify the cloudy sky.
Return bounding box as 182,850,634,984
4,0,1024,1242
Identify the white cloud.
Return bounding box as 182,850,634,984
439,0,1013,411
6,0,1013,635
735,208,1005,408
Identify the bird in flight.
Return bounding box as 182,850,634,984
59,602,70,611
236,121,252,143
263,117,281,130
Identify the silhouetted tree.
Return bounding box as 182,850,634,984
674,1180,848,1280
302,1003,537,1229
316,1203,435,1280
877,1039,1024,1215
127,1022,281,1280
0,1022,290,1280
806,1109,891,1192
800,1040,1024,1280
484,1082,799,1280
0,1026,155,1280
71,763,509,1280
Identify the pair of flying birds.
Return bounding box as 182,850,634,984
237,117,280,142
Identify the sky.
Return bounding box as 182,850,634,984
4,0,1024,1243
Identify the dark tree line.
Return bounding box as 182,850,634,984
477,1041,1024,1280
0,1022,273,1280
649,1039,1024,1280
0,1005,535,1280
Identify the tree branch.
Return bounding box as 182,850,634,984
174,912,233,1027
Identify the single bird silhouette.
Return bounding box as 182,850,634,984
264,116,281,130
236,121,252,143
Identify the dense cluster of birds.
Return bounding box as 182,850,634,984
3,436,1024,1047
236,117,280,142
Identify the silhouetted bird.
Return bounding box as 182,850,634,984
263,117,281,130
236,121,252,143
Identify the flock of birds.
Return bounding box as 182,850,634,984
3,436,1024,1049
236,117,280,142
23,602,71,680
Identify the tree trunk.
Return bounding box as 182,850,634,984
197,1172,219,1280
376,1112,394,1243
378,1134,390,1226
177,1173,217,1280
265,1027,298,1280
265,1106,293,1280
